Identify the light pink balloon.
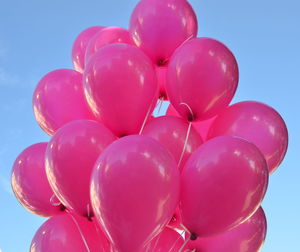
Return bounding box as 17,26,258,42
90,135,180,252
129,0,198,65
11,143,63,217
85,26,134,65
142,116,203,172
166,104,216,141
46,120,116,217
186,207,267,252
156,66,168,100
208,101,288,173
72,26,104,73
84,43,159,137
142,227,184,252
166,38,239,121
30,213,110,252
33,69,97,136
181,136,269,238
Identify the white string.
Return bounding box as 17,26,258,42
68,213,91,252
139,96,157,135
180,223,191,234
152,232,162,251
157,98,164,115
178,233,191,252
179,102,194,121
50,194,61,206
177,121,192,168
168,231,184,252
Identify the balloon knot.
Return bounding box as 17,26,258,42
190,233,197,241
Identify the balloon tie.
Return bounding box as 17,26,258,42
178,121,192,169
50,194,61,206
179,102,194,122
68,212,91,252
139,96,157,135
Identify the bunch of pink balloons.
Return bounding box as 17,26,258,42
11,0,288,251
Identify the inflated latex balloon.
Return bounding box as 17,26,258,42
30,213,110,252
166,37,239,121
46,120,116,217
143,116,203,172
186,207,267,252
85,26,134,64
72,26,104,73
166,104,216,141
142,227,184,252
90,135,180,252
11,143,63,217
181,136,268,238
84,43,158,137
33,69,96,136
208,101,288,173
129,0,198,65
156,66,168,100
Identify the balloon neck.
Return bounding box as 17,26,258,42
60,205,66,212
190,233,197,241
87,216,93,222
157,58,168,66
187,114,194,122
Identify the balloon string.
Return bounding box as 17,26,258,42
139,96,157,135
157,98,164,115
68,212,91,252
178,233,191,252
152,231,162,251
169,230,185,252
180,223,191,234
50,194,61,206
178,121,192,168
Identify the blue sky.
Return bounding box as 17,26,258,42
0,0,299,251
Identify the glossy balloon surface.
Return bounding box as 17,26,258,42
91,135,180,252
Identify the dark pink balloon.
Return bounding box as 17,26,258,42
85,26,134,65
166,104,216,141
30,213,110,252
72,26,104,73
129,0,198,65
142,227,184,252
181,136,269,237
156,66,168,100
90,135,180,252
142,116,203,172
46,120,116,217
166,38,239,121
84,43,158,137
11,143,63,217
186,207,267,252
33,69,97,136
208,101,288,173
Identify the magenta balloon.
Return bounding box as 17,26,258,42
72,26,104,73
166,38,239,121
186,207,267,252
166,104,216,141
129,0,198,65
11,143,62,217
90,135,180,252
142,116,203,172
208,101,288,174
30,213,110,252
46,120,116,217
33,69,97,136
181,136,269,237
142,227,184,252
85,26,134,65
84,43,159,137
156,66,168,100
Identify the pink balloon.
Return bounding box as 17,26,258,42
208,101,288,173
30,213,110,252
72,26,104,73
156,66,168,100
33,69,97,136
166,38,239,121
142,227,184,252
46,120,116,217
166,104,216,141
84,43,159,137
85,26,134,65
168,207,183,230
129,0,198,65
181,136,269,237
90,135,180,252
11,143,63,217
186,207,267,252
142,116,203,172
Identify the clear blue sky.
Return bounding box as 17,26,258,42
0,0,299,251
